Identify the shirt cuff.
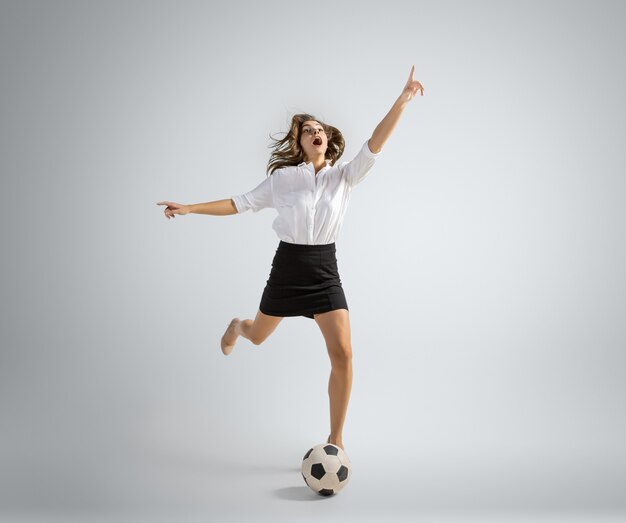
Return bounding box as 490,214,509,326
363,139,382,157
231,195,243,213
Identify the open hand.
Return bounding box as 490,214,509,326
398,65,424,104
157,201,190,219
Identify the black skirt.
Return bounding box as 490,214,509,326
259,240,349,320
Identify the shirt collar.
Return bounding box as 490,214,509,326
298,158,332,168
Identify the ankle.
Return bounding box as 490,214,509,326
236,319,251,338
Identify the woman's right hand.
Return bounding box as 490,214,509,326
156,201,191,219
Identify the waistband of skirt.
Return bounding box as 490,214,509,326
278,240,336,252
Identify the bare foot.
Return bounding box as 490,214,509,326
327,434,344,451
221,318,240,355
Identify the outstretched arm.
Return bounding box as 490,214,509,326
156,198,237,219
368,65,424,154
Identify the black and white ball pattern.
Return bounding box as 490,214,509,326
301,443,352,496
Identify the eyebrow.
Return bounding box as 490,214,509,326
302,124,323,129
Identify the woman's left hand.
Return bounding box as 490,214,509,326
398,65,424,104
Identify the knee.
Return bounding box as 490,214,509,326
249,334,265,346
330,343,352,366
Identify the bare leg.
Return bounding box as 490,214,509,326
221,309,283,355
314,309,352,451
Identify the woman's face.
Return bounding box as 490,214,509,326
299,120,328,161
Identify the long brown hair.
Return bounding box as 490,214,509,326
266,113,345,176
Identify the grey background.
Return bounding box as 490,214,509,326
1,0,625,522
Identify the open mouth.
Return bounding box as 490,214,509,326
313,137,323,146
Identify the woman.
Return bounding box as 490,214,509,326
157,66,424,451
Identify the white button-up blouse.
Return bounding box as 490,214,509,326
231,140,382,245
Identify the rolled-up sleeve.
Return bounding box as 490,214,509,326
231,176,274,213
340,139,382,188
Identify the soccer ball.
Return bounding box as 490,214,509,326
301,443,352,496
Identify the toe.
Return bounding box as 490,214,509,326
221,318,240,355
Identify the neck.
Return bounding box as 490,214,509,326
305,154,327,173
